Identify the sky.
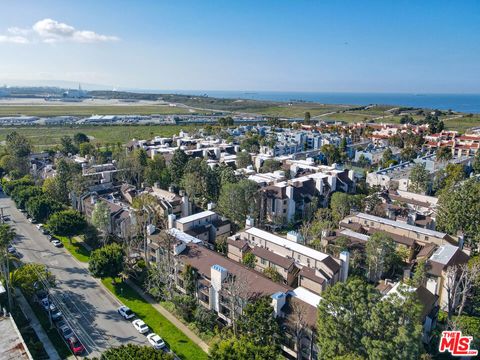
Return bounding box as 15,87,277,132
0,0,479,93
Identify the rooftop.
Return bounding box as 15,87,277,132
245,227,329,262
176,210,215,224
355,212,448,239
429,244,458,265
0,316,32,360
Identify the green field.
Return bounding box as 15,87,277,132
102,279,208,360
444,115,480,132
0,105,199,117
239,104,347,118
0,124,198,149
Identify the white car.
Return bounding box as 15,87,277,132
117,305,135,320
132,319,149,334
147,333,165,349
36,223,43,230
51,239,63,248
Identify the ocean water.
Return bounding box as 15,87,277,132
165,90,480,113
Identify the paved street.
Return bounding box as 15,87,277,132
1,193,146,358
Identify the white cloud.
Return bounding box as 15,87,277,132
32,18,119,43
7,27,31,36
0,18,119,45
0,35,29,44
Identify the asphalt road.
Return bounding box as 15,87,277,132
1,193,146,358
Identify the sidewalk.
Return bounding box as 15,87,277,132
16,290,61,360
126,279,210,353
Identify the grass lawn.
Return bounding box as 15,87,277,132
102,278,208,360
25,294,72,359
55,235,91,263
0,124,198,149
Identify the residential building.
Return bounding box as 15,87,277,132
227,226,348,294
168,210,231,249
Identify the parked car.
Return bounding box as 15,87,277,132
117,305,135,320
55,319,67,329
7,245,18,256
41,228,49,235
36,223,43,230
147,333,166,350
41,298,57,313
51,310,62,321
2,216,10,222
59,324,74,340
132,319,149,334
47,234,53,241
67,336,85,355
51,239,63,248
35,289,48,303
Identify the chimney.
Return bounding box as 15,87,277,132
168,214,176,229
271,292,286,318
339,251,350,282
245,216,254,229
181,195,191,217
211,265,228,312
207,202,216,210
146,224,156,235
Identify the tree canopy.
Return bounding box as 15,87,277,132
218,179,259,226
436,178,480,248
89,243,125,279
47,209,87,239
93,344,174,360
317,278,423,360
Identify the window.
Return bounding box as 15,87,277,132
283,200,287,205
283,209,287,214
416,233,420,239
261,258,267,265
425,236,429,241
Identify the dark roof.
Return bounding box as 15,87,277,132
339,221,366,234
337,169,354,187
282,295,317,329
366,229,415,247
427,248,470,276
415,286,438,319
320,256,341,275
263,186,286,199
212,218,231,228
227,238,248,250
417,243,436,259
185,226,209,237
178,243,291,298
250,246,295,270
299,266,325,285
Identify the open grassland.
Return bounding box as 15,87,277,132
239,104,348,117
444,115,480,132
0,124,198,149
0,105,198,117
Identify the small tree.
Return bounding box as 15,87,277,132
409,163,430,194
236,151,252,169
365,232,397,282
263,266,282,282
237,296,281,349
47,209,87,244
243,252,256,269
304,111,311,125
91,201,111,246
11,263,55,296
89,243,125,280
